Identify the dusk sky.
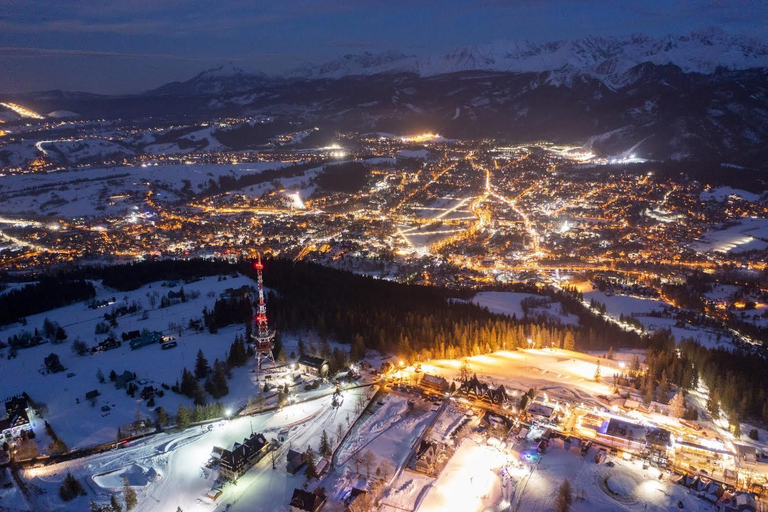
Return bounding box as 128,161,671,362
1,0,766,94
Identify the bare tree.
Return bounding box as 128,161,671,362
378,460,394,483
361,451,376,478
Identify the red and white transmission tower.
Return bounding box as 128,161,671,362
252,253,275,376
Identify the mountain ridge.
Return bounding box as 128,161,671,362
286,27,768,87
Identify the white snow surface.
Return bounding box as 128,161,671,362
691,217,768,254
700,186,763,203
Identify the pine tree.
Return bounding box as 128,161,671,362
670,391,686,418
563,331,575,351
110,494,122,512
156,407,169,427
657,370,670,402
214,360,229,397
643,374,654,404
731,414,741,438
123,476,137,510
59,472,85,501
555,479,572,512
180,368,197,397
97,368,105,383
707,388,720,420
304,445,318,480
176,403,190,429
194,350,210,379
594,360,601,383
607,346,613,359
319,429,332,458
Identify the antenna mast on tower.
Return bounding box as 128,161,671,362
252,253,275,376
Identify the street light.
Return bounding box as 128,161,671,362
225,409,232,420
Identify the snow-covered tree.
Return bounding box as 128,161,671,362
670,391,686,418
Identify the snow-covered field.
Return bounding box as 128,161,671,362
700,186,763,203
423,349,624,408
470,291,579,325
691,217,768,254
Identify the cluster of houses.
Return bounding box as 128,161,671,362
671,474,756,511
458,376,509,405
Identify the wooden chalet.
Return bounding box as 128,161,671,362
290,487,326,512
219,432,269,481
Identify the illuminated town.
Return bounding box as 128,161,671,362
2,4,768,512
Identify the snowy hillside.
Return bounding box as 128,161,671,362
0,274,256,449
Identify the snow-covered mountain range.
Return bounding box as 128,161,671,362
288,28,768,87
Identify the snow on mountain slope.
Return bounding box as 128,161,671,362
147,62,268,96
289,28,768,86
289,50,420,79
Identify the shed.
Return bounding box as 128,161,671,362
297,355,330,377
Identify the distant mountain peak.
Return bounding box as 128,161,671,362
147,62,268,96
195,61,249,79
286,28,768,85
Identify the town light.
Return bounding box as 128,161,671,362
225,409,232,419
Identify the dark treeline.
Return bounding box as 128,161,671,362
315,162,371,193
679,339,768,424
252,259,644,361
568,160,768,194
202,296,252,333
0,277,95,326
99,259,236,291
